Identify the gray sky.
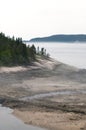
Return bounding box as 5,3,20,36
0,0,86,40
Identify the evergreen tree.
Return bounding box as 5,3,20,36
0,32,36,65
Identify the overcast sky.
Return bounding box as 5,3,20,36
0,0,86,40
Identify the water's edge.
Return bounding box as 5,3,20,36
0,104,46,130
27,42,86,69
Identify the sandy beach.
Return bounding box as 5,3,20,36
0,57,86,130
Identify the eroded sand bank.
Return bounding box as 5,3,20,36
0,57,86,130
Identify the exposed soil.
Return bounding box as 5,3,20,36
0,57,86,130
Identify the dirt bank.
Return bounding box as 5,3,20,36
0,57,86,130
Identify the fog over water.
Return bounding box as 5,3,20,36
27,42,86,69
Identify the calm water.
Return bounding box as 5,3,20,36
27,42,86,69
0,105,45,130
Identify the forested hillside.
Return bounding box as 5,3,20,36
0,32,36,65
29,34,86,42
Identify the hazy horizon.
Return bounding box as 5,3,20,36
0,0,86,40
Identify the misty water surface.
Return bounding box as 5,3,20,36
27,42,86,69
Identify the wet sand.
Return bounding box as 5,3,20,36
0,105,46,130
0,57,86,130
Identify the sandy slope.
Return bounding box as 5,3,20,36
0,57,86,130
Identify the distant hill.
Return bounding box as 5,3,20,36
29,34,86,42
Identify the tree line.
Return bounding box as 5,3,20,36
0,32,49,66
